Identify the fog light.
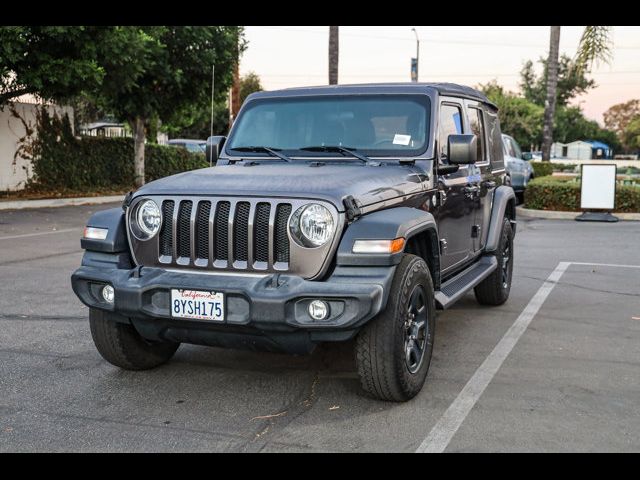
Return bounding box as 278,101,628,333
308,300,330,321
102,285,114,304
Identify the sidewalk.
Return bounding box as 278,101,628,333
0,195,124,211
516,206,640,221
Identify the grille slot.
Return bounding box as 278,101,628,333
254,203,271,263
195,201,211,259
176,201,193,259
275,204,292,263
214,201,231,262
159,200,174,256
233,202,251,262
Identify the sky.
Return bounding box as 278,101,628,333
239,26,640,125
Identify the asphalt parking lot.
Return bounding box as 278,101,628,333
1,203,639,452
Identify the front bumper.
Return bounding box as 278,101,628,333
71,255,394,352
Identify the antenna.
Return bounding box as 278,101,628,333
209,64,215,167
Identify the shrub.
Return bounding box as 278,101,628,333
529,161,577,177
524,175,640,213
26,109,207,192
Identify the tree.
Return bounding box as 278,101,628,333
541,26,612,161
622,116,640,152
0,26,109,105
603,99,640,151
541,26,561,162
520,55,596,107
328,26,339,85
239,72,263,105
95,26,244,187
479,81,544,149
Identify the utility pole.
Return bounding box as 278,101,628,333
329,26,339,85
411,27,420,82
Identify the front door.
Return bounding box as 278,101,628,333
434,99,476,274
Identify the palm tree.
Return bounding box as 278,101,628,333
541,26,612,161
329,26,339,85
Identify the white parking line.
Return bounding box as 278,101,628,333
416,261,571,453
0,228,79,241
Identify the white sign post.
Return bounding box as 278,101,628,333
575,164,619,222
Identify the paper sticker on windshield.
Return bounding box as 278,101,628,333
393,134,411,146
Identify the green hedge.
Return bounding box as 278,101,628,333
27,110,207,191
524,175,640,213
529,161,577,177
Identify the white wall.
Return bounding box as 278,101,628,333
0,102,73,191
567,142,593,160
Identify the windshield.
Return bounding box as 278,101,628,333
226,94,431,157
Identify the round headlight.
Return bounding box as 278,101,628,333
135,199,161,239
290,203,335,248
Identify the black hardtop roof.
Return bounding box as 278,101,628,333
247,82,496,109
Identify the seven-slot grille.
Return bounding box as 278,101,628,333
156,198,292,271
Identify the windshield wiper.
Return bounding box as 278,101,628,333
231,146,292,162
299,145,370,164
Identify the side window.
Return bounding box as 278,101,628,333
438,103,463,161
510,138,523,159
468,107,486,163
504,137,516,158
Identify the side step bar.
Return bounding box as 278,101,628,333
435,256,498,309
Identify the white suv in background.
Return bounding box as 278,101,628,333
502,134,534,201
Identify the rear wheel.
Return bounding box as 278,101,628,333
355,254,436,402
474,217,513,306
89,308,179,370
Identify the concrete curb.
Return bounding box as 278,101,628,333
516,206,640,221
0,195,124,211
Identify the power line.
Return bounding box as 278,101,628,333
249,26,640,50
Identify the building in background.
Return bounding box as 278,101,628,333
0,96,73,191
551,140,613,160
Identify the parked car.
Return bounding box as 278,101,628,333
503,134,534,201
72,83,516,402
168,138,206,154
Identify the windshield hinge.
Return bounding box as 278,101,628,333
343,195,362,221
122,190,134,211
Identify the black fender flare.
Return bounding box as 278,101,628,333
485,185,516,253
80,207,129,253
336,206,439,267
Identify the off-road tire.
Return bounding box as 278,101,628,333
89,308,179,370
474,217,513,306
355,254,436,402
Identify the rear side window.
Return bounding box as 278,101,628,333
468,107,486,163
438,103,463,161
503,137,516,157
485,109,504,170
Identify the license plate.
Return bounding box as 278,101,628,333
170,289,224,321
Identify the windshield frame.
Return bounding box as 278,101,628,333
223,92,433,161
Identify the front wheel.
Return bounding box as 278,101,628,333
89,309,179,370
355,254,436,402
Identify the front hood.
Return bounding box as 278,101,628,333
134,161,427,211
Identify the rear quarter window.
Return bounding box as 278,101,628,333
485,109,505,171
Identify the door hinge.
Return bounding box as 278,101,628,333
439,238,448,254
471,225,481,238
343,195,362,221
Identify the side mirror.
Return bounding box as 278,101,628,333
447,134,477,165
522,152,533,161
205,136,226,165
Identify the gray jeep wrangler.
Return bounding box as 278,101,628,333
71,83,516,402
